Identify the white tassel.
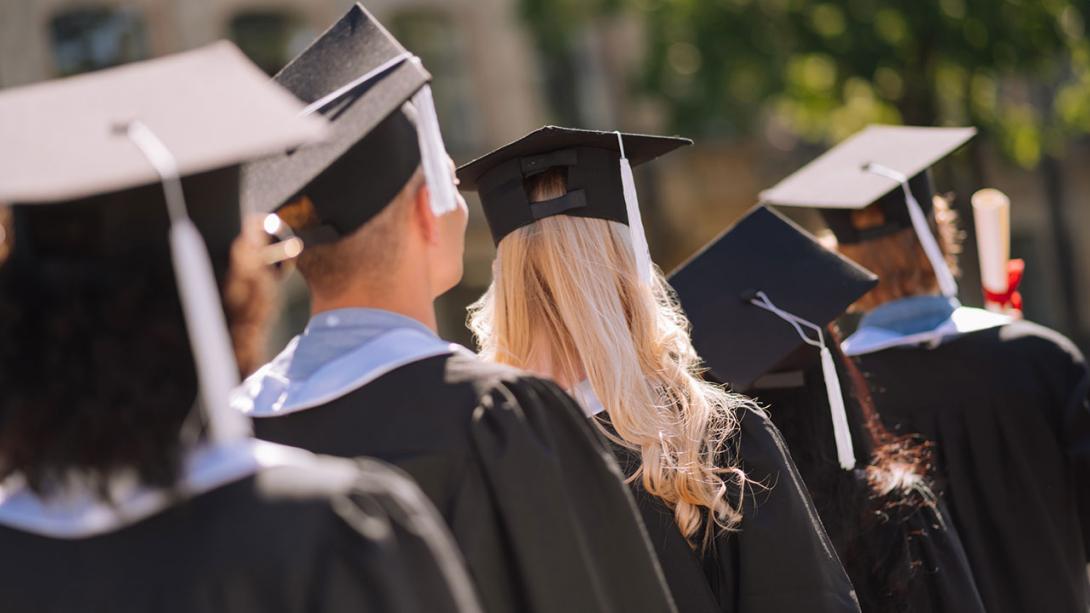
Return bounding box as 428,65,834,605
124,121,250,443
170,220,249,442
750,291,856,471
864,163,958,298
411,83,457,217
819,346,856,470
616,131,653,285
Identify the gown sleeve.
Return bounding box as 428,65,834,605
719,409,861,613
461,374,678,613
317,459,483,613
1060,351,1090,560
627,476,724,612
900,500,988,613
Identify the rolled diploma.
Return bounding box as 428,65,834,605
971,188,1011,309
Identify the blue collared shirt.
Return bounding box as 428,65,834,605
842,295,1011,357
286,308,438,382
232,308,455,416
855,295,960,337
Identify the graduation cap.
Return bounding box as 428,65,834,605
668,206,877,469
760,125,975,298
0,41,327,442
457,125,690,284
241,3,458,247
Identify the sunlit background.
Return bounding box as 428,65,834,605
3,0,1088,354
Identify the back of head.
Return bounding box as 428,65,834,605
0,201,274,497
278,167,423,300
470,168,751,548
836,195,962,312
760,331,937,612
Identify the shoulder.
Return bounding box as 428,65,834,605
435,352,586,424
735,405,795,476
219,454,393,527
723,410,861,611
243,454,443,550
994,320,1085,362
935,318,1083,364
442,351,562,395
252,452,397,502
732,405,827,520
954,319,1088,389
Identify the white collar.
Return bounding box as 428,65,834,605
842,305,1012,357
0,439,314,539
571,379,607,418
233,327,463,417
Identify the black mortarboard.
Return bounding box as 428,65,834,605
669,205,877,470
457,126,690,245
669,206,877,390
242,3,458,246
760,124,974,298
0,42,325,442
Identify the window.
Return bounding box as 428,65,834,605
229,11,313,76
392,10,481,155
50,6,149,76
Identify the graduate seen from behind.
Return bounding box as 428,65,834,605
233,6,677,613
763,124,1090,613
0,44,481,613
459,126,860,613
671,205,986,613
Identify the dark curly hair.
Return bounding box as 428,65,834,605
0,207,275,498
754,327,937,613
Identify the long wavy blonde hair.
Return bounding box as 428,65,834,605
469,170,752,548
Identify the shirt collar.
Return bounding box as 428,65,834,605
571,379,607,418
288,308,437,381
303,307,436,338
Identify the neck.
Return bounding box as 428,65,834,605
310,279,438,333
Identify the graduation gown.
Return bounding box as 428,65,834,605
0,442,479,613
605,407,862,613
245,349,677,613
852,320,1090,613
752,367,987,613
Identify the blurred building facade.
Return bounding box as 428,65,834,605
2,0,1087,351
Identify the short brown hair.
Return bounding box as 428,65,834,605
280,170,422,296
837,195,962,312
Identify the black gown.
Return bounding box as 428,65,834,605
254,352,678,613
605,407,862,613
852,320,1090,613
752,365,987,613
0,453,478,613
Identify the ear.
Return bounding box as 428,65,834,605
411,181,438,245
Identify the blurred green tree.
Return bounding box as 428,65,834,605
523,0,1090,166
520,0,1090,341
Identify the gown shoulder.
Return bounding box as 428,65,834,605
718,407,861,613
0,453,478,613
256,351,678,613
605,406,859,613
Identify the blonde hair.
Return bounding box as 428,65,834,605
838,195,962,312
469,170,752,548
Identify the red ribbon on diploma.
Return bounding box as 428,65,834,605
983,258,1024,311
